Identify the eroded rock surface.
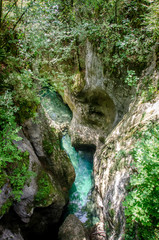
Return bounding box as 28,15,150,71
64,40,133,149
93,94,159,239
58,214,88,240
64,41,159,240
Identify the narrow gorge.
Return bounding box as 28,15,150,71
0,1,159,240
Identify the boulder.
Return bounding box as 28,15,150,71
58,215,87,240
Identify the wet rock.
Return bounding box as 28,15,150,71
14,107,74,223
58,214,87,240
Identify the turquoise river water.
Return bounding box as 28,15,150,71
61,135,93,222
41,90,94,223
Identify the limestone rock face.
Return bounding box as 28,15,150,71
64,42,159,240
90,222,106,240
58,214,88,240
93,95,159,240
91,47,159,239
18,107,74,227
64,40,133,149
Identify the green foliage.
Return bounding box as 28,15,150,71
1,0,158,94
0,18,39,214
1,0,154,94
61,0,154,78
0,92,22,170
0,91,34,214
35,170,57,207
115,149,126,161
141,73,159,102
0,27,40,123
142,84,158,102
42,139,54,156
0,199,13,216
8,151,34,201
123,123,159,239
8,70,40,123
125,70,139,87
145,1,159,40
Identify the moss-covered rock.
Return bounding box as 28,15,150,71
34,169,63,207
0,196,13,218
71,71,86,95
23,106,75,197
0,105,75,229
0,105,75,238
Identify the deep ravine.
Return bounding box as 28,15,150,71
42,89,96,225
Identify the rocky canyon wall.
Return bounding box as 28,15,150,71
64,41,159,240
0,107,75,239
64,40,134,149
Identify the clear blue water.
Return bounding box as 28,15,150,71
61,134,93,222
41,89,95,223
41,90,72,123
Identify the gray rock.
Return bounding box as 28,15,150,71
23,107,75,192
64,40,159,240
0,104,75,237
12,106,74,227
93,95,159,240
13,129,40,223
0,184,12,220
58,214,87,240
64,40,133,149
0,228,24,240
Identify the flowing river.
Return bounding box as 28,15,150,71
61,135,93,222
41,89,95,223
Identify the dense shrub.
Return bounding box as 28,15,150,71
123,123,159,239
